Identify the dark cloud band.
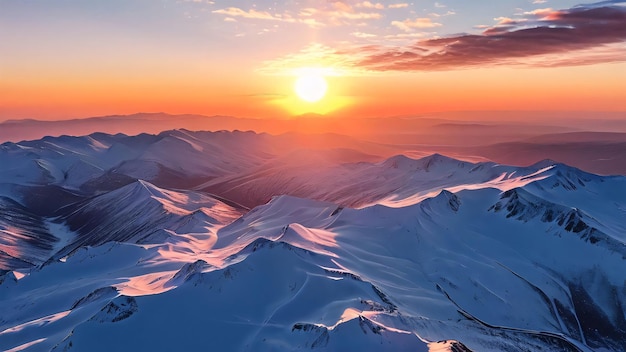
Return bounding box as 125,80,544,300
357,3,626,71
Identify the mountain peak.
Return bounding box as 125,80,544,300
2,129,626,352
381,153,470,172
112,179,164,200
135,179,162,195
529,161,602,191
418,189,462,213
382,153,465,171
530,159,560,169
490,188,610,244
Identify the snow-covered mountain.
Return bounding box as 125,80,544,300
0,130,275,192
0,131,624,351
199,153,558,208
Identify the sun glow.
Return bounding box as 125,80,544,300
294,73,328,103
269,67,351,116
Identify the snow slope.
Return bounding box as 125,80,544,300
0,131,624,351
200,153,557,208
0,130,274,192
53,180,244,261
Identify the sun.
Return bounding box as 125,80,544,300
294,73,328,103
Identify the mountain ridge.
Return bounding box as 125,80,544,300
0,130,624,351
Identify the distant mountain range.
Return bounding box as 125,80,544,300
2,112,625,176
1,130,624,351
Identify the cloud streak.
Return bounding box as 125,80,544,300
212,2,383,28
212,8,282,21
391,18,442,32
356,3,626,71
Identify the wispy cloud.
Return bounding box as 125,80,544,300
391,18,442,31
259,1,626,74
357,2,626,71
301,2,382,23
212,8,280,21
351,31,378,38
356,2,385,10
212,2,383,29
258,43,359,76
388,3,409,9
429,10,456,17
212,6,326,28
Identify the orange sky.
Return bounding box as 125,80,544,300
1,0,625,121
